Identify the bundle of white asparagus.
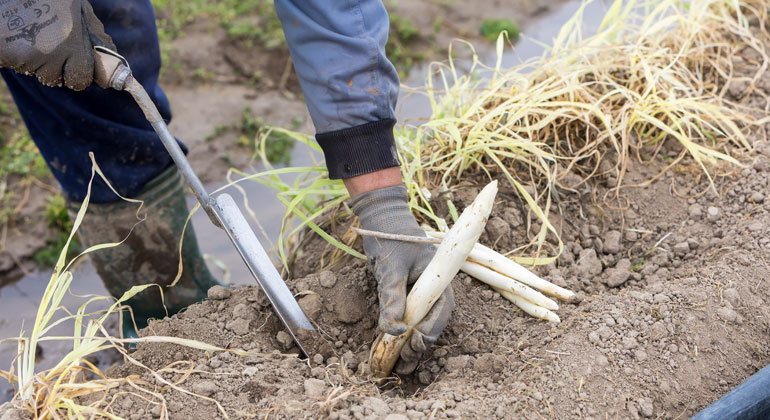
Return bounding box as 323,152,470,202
425,231,574,323
355,220,575,324
365,180,575,377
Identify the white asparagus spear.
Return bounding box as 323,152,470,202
351,227,573,313
494,287,561,323
425,231,575,301
461,261,559,310
369,181,498,378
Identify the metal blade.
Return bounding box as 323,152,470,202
93,48,316,356
212,193,314,356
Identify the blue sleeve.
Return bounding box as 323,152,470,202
275,0,401,179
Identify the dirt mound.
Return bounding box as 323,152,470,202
73,134,770,419
5,6,768,417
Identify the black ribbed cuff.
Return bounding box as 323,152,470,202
315,119,401,179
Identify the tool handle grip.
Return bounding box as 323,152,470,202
94,47,131,90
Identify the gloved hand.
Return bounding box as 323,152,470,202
0,0,114,90
352,185,454,374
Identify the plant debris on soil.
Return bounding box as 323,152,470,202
10,148,770,420
4,1,770,419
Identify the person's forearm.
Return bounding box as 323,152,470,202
343,167,403,198
275,0,402,180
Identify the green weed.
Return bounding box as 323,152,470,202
479,18,520,42
237,106,295,165
193,67,216,82
391,14,419,42
33,195,80,267
43,195,69,230
219,152,235,166
387,13,424,78
206,105,297,166
0,129,47,180
433,16,444,35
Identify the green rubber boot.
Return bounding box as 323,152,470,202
69,166,220,338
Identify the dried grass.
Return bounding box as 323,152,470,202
245,0,770,271
0,154,248,419
399,0,769,263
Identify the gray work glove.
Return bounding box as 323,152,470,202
352,185,455,375
0,0,115,90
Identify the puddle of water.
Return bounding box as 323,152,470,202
0,0,607,403
397,0,608,124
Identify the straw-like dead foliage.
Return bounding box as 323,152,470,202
244,0,768,269
0,154,248,420
398,0,769,263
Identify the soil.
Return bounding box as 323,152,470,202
6,3,770,420
0,177,59,283
20,18,764,419
28,117,769,419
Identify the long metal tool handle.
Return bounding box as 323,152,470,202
123,78,223,228
94,48,316,355
124,77,316,349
